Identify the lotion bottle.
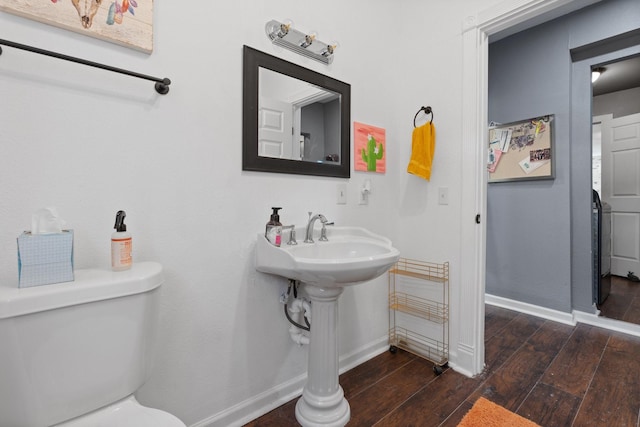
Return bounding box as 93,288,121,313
265,207,283,247
111,210,132,271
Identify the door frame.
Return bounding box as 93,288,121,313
459,0,598,376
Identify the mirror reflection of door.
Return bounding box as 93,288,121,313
592,55,640,325
259,67,340,163
259,97,293,159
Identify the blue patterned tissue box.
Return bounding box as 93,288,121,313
17,230,74,288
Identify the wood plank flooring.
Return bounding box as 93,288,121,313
599,274,640,325
245,305,640,426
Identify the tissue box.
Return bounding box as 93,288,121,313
17,230,74,288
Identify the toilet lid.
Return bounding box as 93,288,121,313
56,395,186,427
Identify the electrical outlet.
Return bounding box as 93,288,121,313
438,187,449,205
337,184,347,205
359,189,368,205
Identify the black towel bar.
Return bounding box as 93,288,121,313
0,38,171,95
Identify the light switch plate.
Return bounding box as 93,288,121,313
438,187,449,205
337,184,347,205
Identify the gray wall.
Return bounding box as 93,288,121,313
593,87,640,118
487,0,640,313
301,103,326,161
324,99,341,161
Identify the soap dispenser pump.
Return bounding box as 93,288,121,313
265,207,283,247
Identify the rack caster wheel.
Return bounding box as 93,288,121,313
389,345,398,354
433,362,448,375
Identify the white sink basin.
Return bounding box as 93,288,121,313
256,225,400,425
255,226,400,286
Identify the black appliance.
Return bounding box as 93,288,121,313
593,189,611,305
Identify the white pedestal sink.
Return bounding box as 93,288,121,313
256,226,400,427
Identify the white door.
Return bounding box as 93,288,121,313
602,113,640,276
258,97,293,159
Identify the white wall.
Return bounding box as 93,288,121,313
0,1,502,425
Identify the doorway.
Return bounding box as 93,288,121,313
481,2,640,330
592,55,640,324
459,0,640,376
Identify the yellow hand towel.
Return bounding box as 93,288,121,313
407,122,436,181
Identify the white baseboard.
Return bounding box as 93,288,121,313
338,336,390,375
190,372,306,427
190,337,389,427
448,344,475,378
485,294,575,325
486,293,640,338
573,310,640,337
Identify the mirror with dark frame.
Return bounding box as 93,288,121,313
242,45,351,178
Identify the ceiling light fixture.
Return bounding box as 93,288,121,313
592,66,605,83
265,19,338,65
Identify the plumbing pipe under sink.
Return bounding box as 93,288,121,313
288,297,311,345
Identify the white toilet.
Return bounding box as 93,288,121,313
0,262,185,427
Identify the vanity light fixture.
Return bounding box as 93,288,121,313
592,66,605,83
265,19,338,65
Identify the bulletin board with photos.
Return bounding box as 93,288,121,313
488,115,554,183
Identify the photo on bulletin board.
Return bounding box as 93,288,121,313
488,115,554,183
0,0,154,53
354,122,386,173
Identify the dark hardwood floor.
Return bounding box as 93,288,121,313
245,305,640,426
599,274,640,325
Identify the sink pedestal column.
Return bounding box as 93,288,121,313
295,285,350,427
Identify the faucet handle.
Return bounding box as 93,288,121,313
319,222,334,241
288,228,298,245
282,225,297,245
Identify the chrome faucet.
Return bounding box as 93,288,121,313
305,212,327,243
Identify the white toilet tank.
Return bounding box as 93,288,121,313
0,262,165,427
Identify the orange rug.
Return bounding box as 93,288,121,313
457,397,541,427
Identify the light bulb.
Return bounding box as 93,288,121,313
322,41,340,57
267,19,293,38
300,31,317,48
592,67,605,83
280,19,294,35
